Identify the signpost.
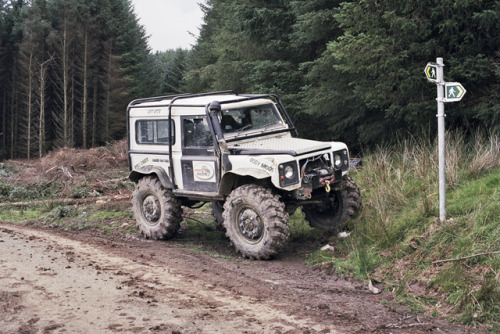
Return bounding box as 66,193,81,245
425,58,466,222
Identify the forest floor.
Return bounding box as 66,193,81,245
0,141,487,333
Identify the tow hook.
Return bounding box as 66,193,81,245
320,175,335,193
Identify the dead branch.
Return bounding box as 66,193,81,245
381,322,430,329
432,251,500,265
45,166,73,178
95,177,129,185
0,194,131,208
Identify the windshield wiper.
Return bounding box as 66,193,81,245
232,121,281,139
234,123,253,137
261,121,281,132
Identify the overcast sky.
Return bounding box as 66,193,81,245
130,0,205,52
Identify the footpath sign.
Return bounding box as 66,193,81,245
424,58,466,222
444,82,466,102
424,63,439,82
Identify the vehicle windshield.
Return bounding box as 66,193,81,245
217,103,285,136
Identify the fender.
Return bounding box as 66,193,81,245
129,166,172,189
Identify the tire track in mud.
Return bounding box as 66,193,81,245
0,224,339,333
0,223,483,334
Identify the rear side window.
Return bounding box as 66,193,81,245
136,120,175,145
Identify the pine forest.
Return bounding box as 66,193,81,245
1,0,499,160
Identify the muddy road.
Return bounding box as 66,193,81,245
0,223,480,333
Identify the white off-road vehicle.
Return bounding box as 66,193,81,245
127,91,362,259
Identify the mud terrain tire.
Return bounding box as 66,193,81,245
222,184,290,260
132,176,182,240
303,175,362,232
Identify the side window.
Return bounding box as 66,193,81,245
183,117,213,148
157,120,171,143
136,120,175,145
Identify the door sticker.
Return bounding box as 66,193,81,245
193,161,216,183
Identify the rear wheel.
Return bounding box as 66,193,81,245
303,175,362,232
132,176,182,239
223,184,290,260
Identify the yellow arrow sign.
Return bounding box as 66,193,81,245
444,82,466,102
425,63,438,82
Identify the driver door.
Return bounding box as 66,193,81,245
180,116,220,193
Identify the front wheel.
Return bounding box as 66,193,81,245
303,175,362,232
222,184,290,260
132,176,182,239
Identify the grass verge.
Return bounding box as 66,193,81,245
308,132,499,330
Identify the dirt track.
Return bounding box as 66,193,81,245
0,223,482,333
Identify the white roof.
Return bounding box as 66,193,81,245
128,94,277,118
130,94,273,109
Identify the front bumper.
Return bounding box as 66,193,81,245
293,168,343,200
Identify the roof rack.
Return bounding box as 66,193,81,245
129,90,237,106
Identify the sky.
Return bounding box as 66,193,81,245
130,0,205,52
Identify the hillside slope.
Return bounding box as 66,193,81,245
316,133,499,331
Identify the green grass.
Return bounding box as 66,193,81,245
0,201,135,233
88,211,132,220
307,132,500,329
0,180,63,201
0,208,49,222
288,208,323,241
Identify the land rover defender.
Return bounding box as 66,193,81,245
127,91,362,259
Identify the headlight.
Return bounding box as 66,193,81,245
334,154,342,167
284,165,294,179
279,162,299,187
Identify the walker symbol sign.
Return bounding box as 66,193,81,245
425,63,438,82
444,82,466,102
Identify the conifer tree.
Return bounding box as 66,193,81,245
18,0,54,158
0,0,27,159
301,0,500,148
49,0,78,148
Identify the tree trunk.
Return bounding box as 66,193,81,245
92,75,97,147
62,15,69,147
27,45,33,160
104,42,112,142
70,73,75,147
82,26,88,149
38,56,52,158
1,89,5,158
10,64,17,160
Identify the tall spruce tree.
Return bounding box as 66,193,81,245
148,49,190,96
0,0,150,158
48,0,79,148
1,0,27,159
18,0,54,158
301,0,500,148
0,0,7,158
186,0,301,101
